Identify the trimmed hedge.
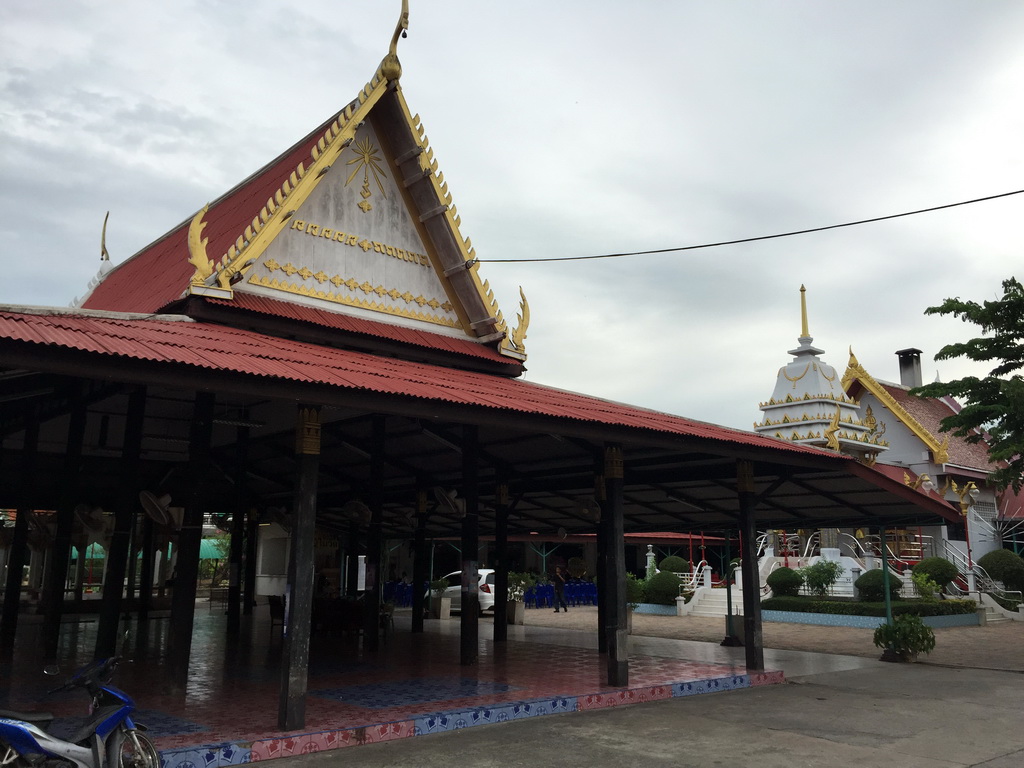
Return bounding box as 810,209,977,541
658,555,690,574
644,570,682,605
854,568,902,602
912,557,959,588
761,595,976,617
977,549,1024,593
766,566,803,597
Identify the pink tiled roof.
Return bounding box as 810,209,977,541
880,383,994,470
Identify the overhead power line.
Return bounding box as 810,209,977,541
470,188,1024,265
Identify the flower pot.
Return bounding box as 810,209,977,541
506,600,525,625
430,595,451,620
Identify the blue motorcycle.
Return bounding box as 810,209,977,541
0,657,158,768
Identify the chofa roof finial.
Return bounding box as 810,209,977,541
381,0,410,81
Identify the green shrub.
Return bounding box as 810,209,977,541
854,568,902,602
800,560,844,597
625,572,645,608
912,557,958,588
911,571,942,602
644,571,682,605
762,595,975,617
977,549,1024,593
658,555,689,574
766,566,803,597
873,614,936,659
567,556,588,579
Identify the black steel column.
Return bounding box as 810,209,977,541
460,425,479,666
604,444,628,686
168,391,214,692
227,424,249,635
0,411,38,658
363,415,385,651
594,459,608,653
279,405,321,730
138,514,154,620
346,521,360,597
493,481,509,642
243,509,258,615
737,460,765,670
42,389,87,662
95,386,146,658
411,489,428,634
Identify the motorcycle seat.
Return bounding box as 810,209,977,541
0,709,55,725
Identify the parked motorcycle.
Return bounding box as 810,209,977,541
0,656,158,768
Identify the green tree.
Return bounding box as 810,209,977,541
912,277,1024,492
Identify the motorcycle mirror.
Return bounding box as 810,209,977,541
43,663,61,676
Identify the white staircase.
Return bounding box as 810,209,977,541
685,586,743,618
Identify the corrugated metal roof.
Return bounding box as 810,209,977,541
0,309,835,456
206,294,516,367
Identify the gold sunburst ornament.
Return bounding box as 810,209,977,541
346,137,388,212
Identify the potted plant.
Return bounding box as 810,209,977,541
429,577,451,620
625,573,645,633
873,614,936,662
506,571,536,625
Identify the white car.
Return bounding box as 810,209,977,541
438,569,496,614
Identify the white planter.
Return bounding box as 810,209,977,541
430,595,451,620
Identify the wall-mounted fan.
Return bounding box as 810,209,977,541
574,496,601,523
138,491,183,531
557,526,568,540
432,487,465,517
73,504,112,544
341,500,372,526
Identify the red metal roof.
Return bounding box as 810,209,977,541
0,309,841,456
205,294,517,368
81,114,338,314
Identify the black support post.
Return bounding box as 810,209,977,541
227,424,249,635
0,411,38,658
363,415,385,651
493,481,509,642
594,460,608,654
95,386,146,659
243,509,258,615
168,391,214,692
42,389,87,662
411,489,428,634
460,425,479,666
279,405,321,730
737,460,765,670
604,444,628,686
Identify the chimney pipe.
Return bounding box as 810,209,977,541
895,348,923,388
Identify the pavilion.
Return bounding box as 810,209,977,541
0,2,960,733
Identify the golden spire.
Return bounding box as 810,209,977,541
800,284,809,338
381,0,410,81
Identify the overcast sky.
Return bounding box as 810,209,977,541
2,1,1021,431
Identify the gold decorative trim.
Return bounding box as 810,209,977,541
824,407,841,451
394,92,525,359
189,63,394,298
783,363,810,386
261,259,453,313
380,0,409,81
248,273,461,328
604,446,624,480
502,288,530,358
842,348,949,463
296,406,321,455
187,205,214,286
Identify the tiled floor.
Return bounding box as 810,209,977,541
0,605,785,765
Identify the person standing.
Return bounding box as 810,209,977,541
552,565,568,613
